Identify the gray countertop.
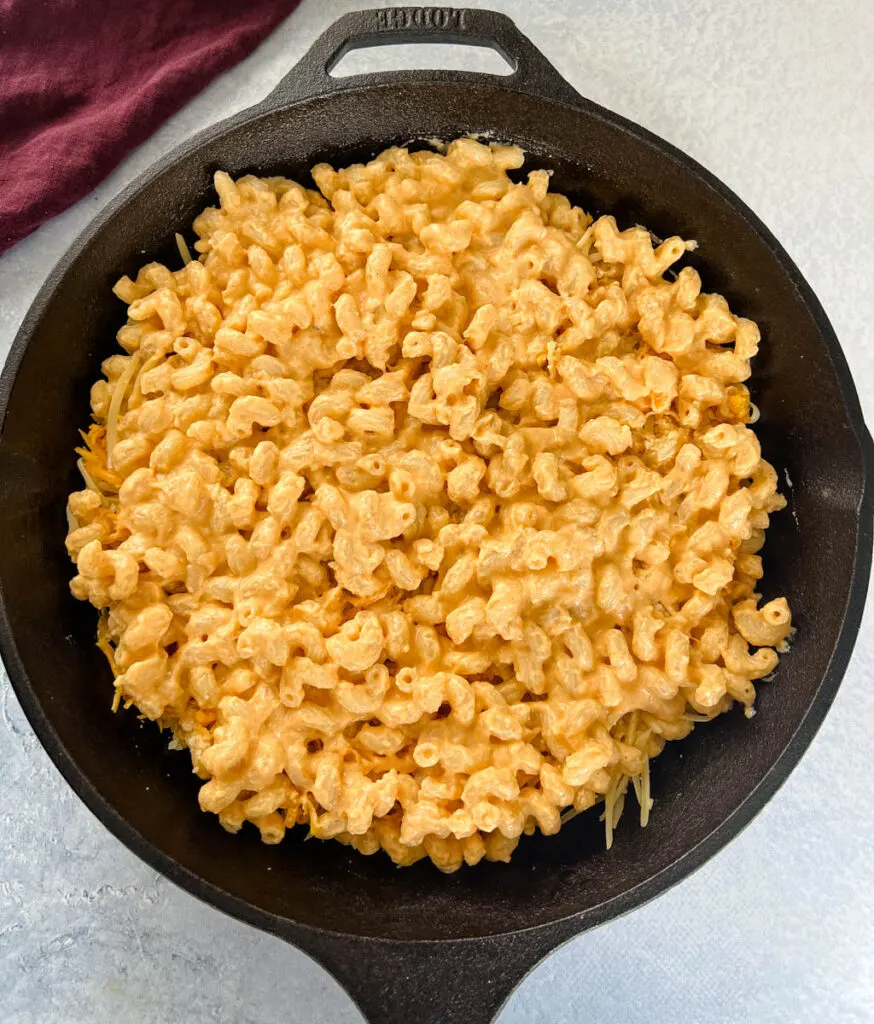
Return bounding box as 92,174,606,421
2,1,873,1021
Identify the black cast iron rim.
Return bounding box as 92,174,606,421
1,7,872,955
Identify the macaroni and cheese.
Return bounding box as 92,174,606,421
65,139,792,871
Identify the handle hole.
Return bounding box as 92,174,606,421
329,42,514,78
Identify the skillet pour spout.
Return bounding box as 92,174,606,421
0,8,871,1024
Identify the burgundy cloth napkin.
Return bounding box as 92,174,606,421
0,0,300,254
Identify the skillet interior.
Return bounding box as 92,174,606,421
0,78,870,944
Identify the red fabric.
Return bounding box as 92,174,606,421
0,0,300,253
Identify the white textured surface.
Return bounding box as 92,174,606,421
2,1,873,1021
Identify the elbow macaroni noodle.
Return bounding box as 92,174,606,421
66,139,792,872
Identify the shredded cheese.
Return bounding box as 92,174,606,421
95,613,123,711
76,457,106,501
175,232,193,265
105,351,142,471
559,712,655,842
602,775,629,850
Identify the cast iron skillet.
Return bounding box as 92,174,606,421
1,8,872,1023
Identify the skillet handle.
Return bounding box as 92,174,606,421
293,923,577,1024
263,7,582,107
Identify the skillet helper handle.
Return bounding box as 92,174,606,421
264,7,582,106
296,925,575,1024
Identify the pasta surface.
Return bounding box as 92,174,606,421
66,139,791,871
